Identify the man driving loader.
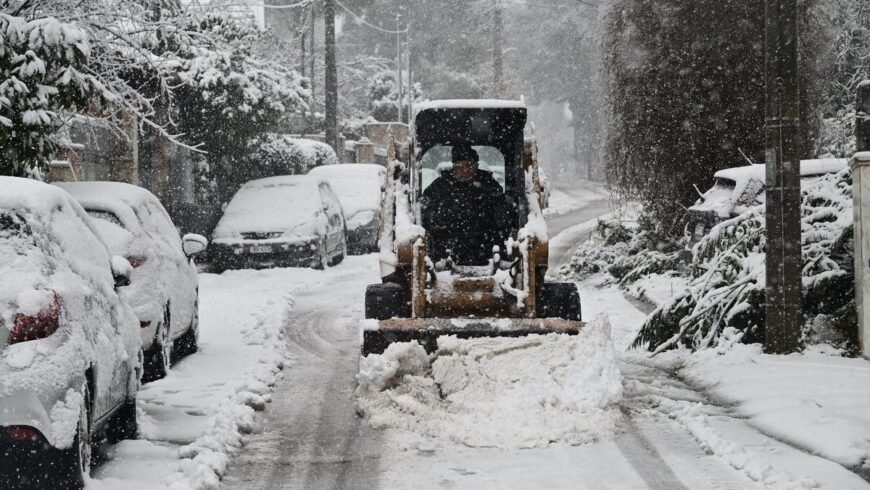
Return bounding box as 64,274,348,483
421,145,512,265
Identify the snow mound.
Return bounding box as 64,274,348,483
356,317,623,449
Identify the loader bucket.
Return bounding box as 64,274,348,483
360,318,584,356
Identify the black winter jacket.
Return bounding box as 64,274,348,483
421,170,511,264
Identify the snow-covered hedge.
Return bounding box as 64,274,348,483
635,168,856,354
559,221,684,286
245,134,338,178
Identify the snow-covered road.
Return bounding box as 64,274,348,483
81,194,869,489
210,255,756,490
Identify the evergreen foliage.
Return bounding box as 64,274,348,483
171,15,309,202
817,0,870,157
0,14,101,177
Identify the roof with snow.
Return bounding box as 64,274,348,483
414,99,527,114
713,159,848,182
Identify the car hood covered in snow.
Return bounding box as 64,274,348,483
212,175,326,242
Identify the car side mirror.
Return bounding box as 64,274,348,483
111,256,132,288
182,233,208,258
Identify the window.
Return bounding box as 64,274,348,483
419,145,506,192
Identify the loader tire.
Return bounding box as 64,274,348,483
537,282,582,321
365,283,406,320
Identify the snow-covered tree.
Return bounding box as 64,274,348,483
0,13,102,177
171,15,310,202
817,0,870,157
601,0,825,236
367,69,424,122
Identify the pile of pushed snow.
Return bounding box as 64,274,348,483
356,318,623,449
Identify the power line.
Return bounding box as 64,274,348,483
334,0,408,34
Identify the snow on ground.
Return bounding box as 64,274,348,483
356,319,623,449
623,271,690,308
575,271,870,488
88,265,354,489
544,181,610,217
682,342,870,473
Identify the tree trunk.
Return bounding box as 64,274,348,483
492,1,504,97
324,0,338,152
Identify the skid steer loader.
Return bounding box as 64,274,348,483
362,100,583,356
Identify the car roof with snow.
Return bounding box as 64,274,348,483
0,178,115,323
414,99,527,113
713,159,848,183
691,159,849,218
55,181,158,232
307,164,385,218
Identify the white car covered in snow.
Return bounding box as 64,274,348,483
56,182,206,382
209,175,347,270
308,164,385,254
686,158,848,242
0,178,142,488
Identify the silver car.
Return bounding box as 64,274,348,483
210,175,347,270
57,182,207,383
0,178,142,489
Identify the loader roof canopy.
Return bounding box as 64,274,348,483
414,101,527,150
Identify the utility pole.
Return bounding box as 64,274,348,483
324,0,338,153
309,0,316,112
763,0,802,354
396,14,403,124
851,81,870,358
492,0,504,97
407,28,413,125
300,6,307,78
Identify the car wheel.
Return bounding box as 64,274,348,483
175,293,199,358
330,237,346,266
536,282,582,321
55,384,91,489
143,305,172,382
105,394,138,444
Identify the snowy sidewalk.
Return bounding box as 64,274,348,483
87,266,342,489
578,275,870,488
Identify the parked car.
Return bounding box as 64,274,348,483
308,164,385,254
56,182,207,382
209,175,347,270
686,158,848,242
0,178,141,489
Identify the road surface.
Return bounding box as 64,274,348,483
219,199,761,490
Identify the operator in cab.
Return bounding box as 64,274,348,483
422,145,512,265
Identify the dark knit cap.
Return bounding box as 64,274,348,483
451,145,479,162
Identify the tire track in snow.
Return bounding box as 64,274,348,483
222,265,383,490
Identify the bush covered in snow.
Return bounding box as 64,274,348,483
559,220,685,285
243,134,338,179
0,14,101,177
635,169,857,354
560,169,858,355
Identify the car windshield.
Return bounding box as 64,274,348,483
86,209,125,229
0,212,31,238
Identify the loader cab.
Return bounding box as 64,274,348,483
410,102,530,260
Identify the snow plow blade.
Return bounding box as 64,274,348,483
361,318,584,356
